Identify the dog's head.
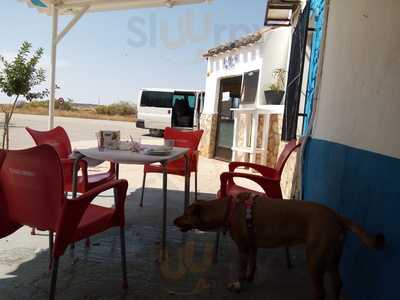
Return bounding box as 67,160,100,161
174,199,226,232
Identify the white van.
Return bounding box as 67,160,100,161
136,88,204,136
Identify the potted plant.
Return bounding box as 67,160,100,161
264,68,287,105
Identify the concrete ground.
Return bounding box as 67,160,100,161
0,114,314,300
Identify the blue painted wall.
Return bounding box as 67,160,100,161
303,138,400,300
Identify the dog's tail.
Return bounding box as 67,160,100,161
340,216,385,249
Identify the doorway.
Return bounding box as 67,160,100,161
214,76,243,161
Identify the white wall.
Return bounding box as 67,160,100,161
259,27,292,106
203,43,263,114
313,0,400,159
202,27,292,114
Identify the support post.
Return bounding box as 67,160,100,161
232,110,239,161
48,4,58,130
250,111,259,163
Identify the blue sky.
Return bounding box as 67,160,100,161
0,0,267,104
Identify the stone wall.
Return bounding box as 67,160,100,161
199,112,299,199
199,113,218,158
266,114,283,167
266,114,299,199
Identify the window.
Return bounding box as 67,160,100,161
187,95,196,109
241,70,259,104
140,91,173,108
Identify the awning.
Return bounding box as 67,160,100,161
21,0,210,15
19,0,211,129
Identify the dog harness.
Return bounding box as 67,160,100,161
223,194,258,239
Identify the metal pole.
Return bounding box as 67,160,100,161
161,161,168,261
48,4,58,130
184,153,190,209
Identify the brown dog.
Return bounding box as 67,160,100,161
174,193,384,300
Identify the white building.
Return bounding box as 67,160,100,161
199,27,292,163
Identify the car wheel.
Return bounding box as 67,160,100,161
149,129,164,137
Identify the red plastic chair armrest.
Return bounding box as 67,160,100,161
54,179,128,257
228,162,279,179
220,171,281,199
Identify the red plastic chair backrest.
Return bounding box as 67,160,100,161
164,127,204,151
275,139,302,175
0,150,22,238
0,145,65,232
26,126,72,159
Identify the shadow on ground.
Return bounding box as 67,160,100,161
0,188,312,300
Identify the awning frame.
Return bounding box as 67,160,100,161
20,0,211,129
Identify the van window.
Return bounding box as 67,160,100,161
188,95,196,109
140,91,173,108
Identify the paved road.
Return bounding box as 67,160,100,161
2,113,149,149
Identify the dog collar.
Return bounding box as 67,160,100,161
223,194,258,235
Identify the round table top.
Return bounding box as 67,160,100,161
72,146,189,165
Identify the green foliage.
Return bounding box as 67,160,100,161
95,102,136,116
0,41,48,101
266,68,287,91
21,99,75,111
0,41,48,149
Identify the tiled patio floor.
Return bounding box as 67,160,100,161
0,188,314,300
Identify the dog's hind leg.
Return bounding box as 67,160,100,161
327,264,342,300
306,246,326,300
246,248,258,282
327,238,344,300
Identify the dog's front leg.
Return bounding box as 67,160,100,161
246,248,258,282
227,247,249,292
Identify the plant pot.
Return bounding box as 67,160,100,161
264,90,285,105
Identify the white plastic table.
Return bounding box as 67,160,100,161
70,146,190,259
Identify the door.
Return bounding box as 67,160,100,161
138,90,173,130
171,92,196,128
214,76,243,161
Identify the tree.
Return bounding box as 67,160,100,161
0,41,48,149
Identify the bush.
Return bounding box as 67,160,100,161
21,99,75,111
95,102,136,116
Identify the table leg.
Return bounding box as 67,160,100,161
115,163,119,180
184,153,190,210
161,161,168,261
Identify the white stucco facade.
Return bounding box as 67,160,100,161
203,26,292,115
200,26,293,162
313,0,400,159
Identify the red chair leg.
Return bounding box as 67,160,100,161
120,226,128,289
140,172,146,207
49,257,59,300
49,231,54,270
214,231,221,264
286,246,293,269
195,170,198,202
31,227,36,235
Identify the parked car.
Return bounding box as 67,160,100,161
136,88,204,136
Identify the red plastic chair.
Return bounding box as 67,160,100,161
219,139,302,199
26,126,116,193
0,145,128,300
140,127,203,206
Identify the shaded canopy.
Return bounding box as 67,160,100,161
21,0,209,15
